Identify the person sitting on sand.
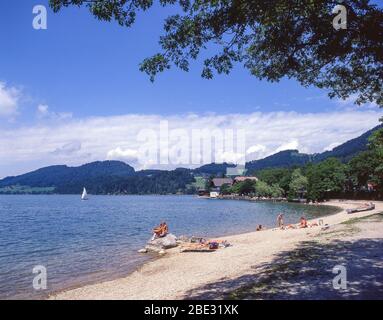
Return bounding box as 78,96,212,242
256,224,265,231
277,213,284,228
299,216,308,228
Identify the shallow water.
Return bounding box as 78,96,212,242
0,195,339,299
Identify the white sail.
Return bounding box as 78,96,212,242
81,187,88,200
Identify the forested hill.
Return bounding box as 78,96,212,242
245,150,311,173
245,124,382,173
0,125,381,194
192,163,236,176
0,161,135,194
0,162,196,195
313,124,382,163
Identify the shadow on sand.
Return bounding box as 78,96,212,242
183,238,383,300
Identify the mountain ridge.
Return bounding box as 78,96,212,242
245,124,382,173
0,124,381,194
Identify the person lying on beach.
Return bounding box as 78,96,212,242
363,202,374,208
151,222,168,241
277,213,284,228
281,217,318,230
283,224,296,230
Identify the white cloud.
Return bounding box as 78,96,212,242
216,151,245,164
0,110,381,177
52,141,82,156
246,144,266,154
323,142,341,152
246,144,268,161
275,140,299,153
37,104,49,116
0,82,20,118
107,147,139,162
37,104,72,120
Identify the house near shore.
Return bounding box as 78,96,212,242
208,176,259,198
209,190,220,198
209,178,233,198
209,176,260,197
212,178,234,188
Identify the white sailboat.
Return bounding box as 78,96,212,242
81,187,89,200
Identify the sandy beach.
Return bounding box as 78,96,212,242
50,200,383,300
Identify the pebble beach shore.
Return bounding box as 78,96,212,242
50,200,383,300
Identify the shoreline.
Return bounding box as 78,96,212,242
49,200,383,300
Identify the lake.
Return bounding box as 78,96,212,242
0,195,339,299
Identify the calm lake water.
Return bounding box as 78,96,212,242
0,195,339,299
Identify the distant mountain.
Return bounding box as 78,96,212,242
313,124,382,163
97,168,195,195
0,161,135,194
0,161,196,195
245,124,382,172
0,125,381,194
246,150,311,172
192,162,236,176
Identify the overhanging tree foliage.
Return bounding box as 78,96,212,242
49,0,383,106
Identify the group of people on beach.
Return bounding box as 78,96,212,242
276,213,318,230
255,213,318,232
151,213,318,241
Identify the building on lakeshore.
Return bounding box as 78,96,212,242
212,178,234,188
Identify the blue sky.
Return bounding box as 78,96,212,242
1,0,346,120
0,0,382,177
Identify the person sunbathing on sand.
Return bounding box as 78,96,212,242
281,217,317,230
